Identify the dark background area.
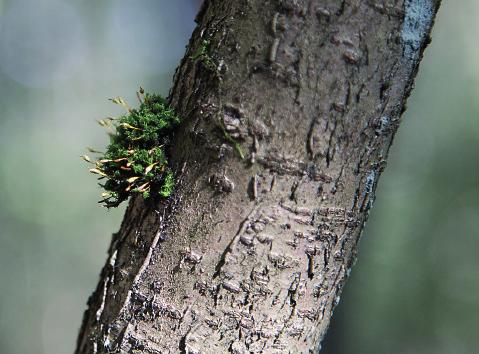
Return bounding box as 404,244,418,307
0,1,477,353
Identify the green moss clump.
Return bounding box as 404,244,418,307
83,89,180,207
220,126,245,160
190,39,217,72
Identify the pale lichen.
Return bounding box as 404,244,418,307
401,0,434,59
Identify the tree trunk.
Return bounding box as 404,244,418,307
76,0,440,352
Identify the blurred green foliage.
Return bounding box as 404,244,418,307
0,1,477,354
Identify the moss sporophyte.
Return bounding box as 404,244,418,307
82,88,181,208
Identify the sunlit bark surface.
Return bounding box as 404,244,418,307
76,0,440,352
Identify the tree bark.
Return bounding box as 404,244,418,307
76,0,441,352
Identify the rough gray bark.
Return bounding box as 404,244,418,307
76,0,441,352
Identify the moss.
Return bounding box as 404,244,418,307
190,39,217,72
83,88,181,207
159,170,175,198
221,125,245,160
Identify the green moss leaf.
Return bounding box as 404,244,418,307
86,90,181,207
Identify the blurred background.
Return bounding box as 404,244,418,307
0,1,477,353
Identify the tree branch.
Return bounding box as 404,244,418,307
76,0,441,352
